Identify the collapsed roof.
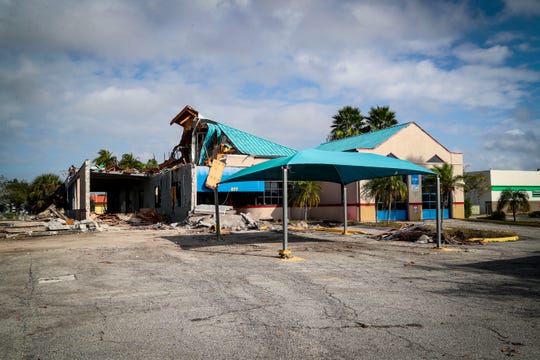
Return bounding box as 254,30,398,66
168,105,296,167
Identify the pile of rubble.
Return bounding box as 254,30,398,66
94,208,166,227
1,205,103,239
374,223,472,245
184,212,262,232
1,202,271,239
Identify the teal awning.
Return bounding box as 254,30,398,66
220,148,433,185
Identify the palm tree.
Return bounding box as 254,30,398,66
461,172,489,207
145,158,159,169
366,106,398,131
2,178,31,212
362,176,407,224
93,149,118,169
328,106,369,141
29,173,62,213
291,181,322,221
425,163,464,225
118,153,144,170
497,189,530,222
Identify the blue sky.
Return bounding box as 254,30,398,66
1,0,539,181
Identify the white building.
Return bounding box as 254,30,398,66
467,170,540,214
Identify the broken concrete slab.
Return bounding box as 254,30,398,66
46,219,73,231
193,204,234,215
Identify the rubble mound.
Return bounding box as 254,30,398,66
1,205,103,239
375,223,517,245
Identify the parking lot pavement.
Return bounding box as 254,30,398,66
0,226,539,359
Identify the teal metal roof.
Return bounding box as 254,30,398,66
213,122,297,157
316,123,410,152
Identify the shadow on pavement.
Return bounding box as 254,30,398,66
457,255,540,280
161,231,337,258
426,255,540,301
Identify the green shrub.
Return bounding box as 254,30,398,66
529,211,540,218
1,211,17,220
488,210,506,221
464,198,472,219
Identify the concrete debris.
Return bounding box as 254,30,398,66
0,217,103,239
193,204,234,215
46,219,73,231
240,213,259,230
37,204,69,221
415,234,433,244
2,204,270,240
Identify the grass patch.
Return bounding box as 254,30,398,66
465,218,540,228
444,228,517,240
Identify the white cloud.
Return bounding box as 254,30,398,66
503,0,540,16
453,44,511,64
6,119,26,128
0,0,539,180
486,31,523,45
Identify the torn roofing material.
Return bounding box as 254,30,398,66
208,121,296,158
170,105,296,163
316,122,410,151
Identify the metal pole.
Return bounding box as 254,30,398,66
282,166,289,253
436,175,441,248
214,188,221,240
342,184,348,235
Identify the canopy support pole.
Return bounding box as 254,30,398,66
436,175,441,248
279,166,291,258
214,188,221,240
342,184,348,235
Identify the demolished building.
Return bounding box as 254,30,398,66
65,105,296,221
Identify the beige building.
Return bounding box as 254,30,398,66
466,170,540,214
308,122,464,222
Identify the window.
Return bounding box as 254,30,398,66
256,181,283,205
426,155,444,163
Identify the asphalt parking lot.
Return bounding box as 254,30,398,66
1,220,539,359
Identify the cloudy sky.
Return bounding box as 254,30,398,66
1,0,539,181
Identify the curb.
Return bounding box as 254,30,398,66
468,236,519,243
289,226,367,235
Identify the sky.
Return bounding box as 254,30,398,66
1,0,540,181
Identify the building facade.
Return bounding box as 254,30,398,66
65,106,464,223
310,122,464,222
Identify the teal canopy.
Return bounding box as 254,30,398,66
220,148,433,185
216,148,441,257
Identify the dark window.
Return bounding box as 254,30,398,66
175,182,182,207
256,181,283,205
427,155,444,163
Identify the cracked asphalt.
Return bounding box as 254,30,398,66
0,221,539,359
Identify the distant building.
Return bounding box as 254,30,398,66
466,170,540,214
90,193,107,214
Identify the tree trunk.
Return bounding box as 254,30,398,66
386,195,392,225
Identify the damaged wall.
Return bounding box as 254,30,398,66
144,164,196,222
65,160,90,220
